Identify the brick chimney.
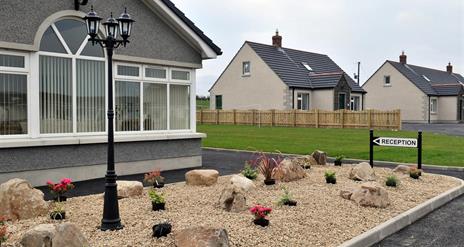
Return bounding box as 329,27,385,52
399,51,407,64
446,62,453,73
272,30,282,48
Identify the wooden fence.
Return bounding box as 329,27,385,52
197,109,401,130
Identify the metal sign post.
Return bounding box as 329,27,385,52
369,129,422,169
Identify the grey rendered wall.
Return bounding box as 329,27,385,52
0,138,201,173
0,0,201,64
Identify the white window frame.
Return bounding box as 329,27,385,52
242,61,251,76
0,50,30,139
170,68,191,82
384,75,391,87
430,97,438,114
350,96,361,111
144,65,168,81
115,62,142,80
297,93,310,110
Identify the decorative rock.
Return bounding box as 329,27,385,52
273,159,307,182
393,165,415,174
291,155,314,169
311,150,327,165
218,185,247,212
117,180,143,199
20,223,89,247
0,178,48,220
185,169,219,186
175,227,230,247
230,175,255,192
341,182,390,208
349,162,376,181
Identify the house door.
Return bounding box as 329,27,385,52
338,93,346,110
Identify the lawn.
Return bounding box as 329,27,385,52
196,99,210,110
198,124,464,167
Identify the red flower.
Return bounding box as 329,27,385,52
46,178,75,195
250,205,272,219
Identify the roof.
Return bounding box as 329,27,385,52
160,0,222,55
387,61,464,96
246,41,365,93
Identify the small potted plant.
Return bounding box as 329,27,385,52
144,169,165,188
324,171,336,184
152,221,172,238
0,216,8,246
386,175,398,187
409,168,422,179
250,152,282,185
46,178,75,202
334,155,344,166
277,187,297,206
250,204,272,227
241,162,258,180
50,202,66,220
149,189,166,211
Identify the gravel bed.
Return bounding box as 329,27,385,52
4,165,461,247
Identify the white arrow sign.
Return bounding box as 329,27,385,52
373,137,418,148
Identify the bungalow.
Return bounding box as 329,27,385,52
0,0,221,186
363,52,464,123
209,31,365,111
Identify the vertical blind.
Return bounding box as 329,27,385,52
170,84,190,130
76,59,105,132
115,81,140,131
39,56,73,134
0,73,27,135
144,83,167,130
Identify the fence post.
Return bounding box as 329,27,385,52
293,110,297,127
233,109,237,125
398,109,402,130
368,109,372,129
315,109,319,128
216,109,219,125
341,109,345,128
271,109,275,126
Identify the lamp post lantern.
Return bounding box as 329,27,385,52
83,6,134,231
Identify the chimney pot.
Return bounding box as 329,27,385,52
446,62,453,73
399,51,407,64
272,29,282,48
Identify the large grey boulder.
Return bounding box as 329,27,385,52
116,180,143,199
185,169,219,186
20,223,89,247
349,162,377,181
230,175,255,192
273,159,307,182
218,185,247,212
175,226,229,247
0,179,48,220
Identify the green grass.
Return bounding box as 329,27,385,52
196,99,210,110
198,124,464,167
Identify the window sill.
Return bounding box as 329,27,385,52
383,84,392,87
242,74,251,77
0,132,206,149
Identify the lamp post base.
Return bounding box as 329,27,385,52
101,219,124,231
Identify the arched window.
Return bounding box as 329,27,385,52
39,18,105,134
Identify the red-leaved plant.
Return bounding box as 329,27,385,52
46,178,75,197
249,205,272,220
144,169,165,186
0,215,8,245
249,152,283,181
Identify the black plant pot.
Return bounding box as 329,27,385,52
264,179,275,185
410,174,420,179
153,223,172,238
50,211,66,220
253,218,269,227
53,195,67,202
326,178,336,184
152,202,166,211
334,160,342,166
154,182,165,188
283,200,297,206
304,165,311,170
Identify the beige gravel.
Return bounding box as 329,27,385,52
4,165,461,247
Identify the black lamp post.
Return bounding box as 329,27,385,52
83,6,134,231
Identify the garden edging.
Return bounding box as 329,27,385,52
338,176,464,247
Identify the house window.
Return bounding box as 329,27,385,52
242,61,251,76
297,93,310,110
39,19,105,134
430,98,438,114
350,96,361,111
301,62,313,71
384,75,391,86
215,95,223,110
171,70,190,81
170,84,190,130
0,54,28,135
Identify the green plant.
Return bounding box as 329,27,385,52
277,186,293,206
324,171,336,184
335,155,345,162
148,189,165,204
241,162,258,180
50,202,65,218
409,168,422,179
386,175,398,187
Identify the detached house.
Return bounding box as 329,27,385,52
0,0,221,185
210,32,366,111
363,52,464,123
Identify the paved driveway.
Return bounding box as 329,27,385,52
402,123,464,136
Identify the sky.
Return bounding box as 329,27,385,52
172,0,464,96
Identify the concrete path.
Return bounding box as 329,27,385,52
403,123,464,136
37,148,464,246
